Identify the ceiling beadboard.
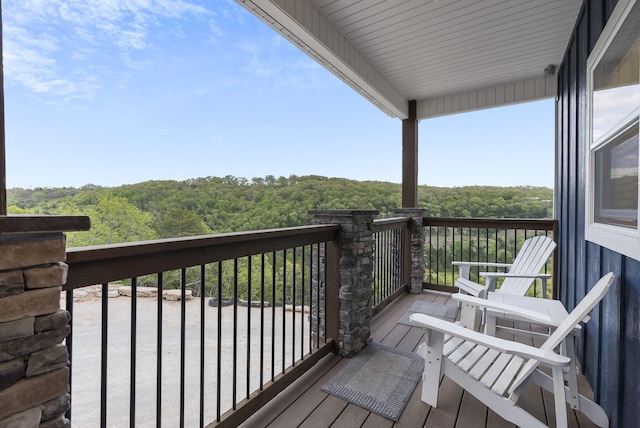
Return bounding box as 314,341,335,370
238,0,582,119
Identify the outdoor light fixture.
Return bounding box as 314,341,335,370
544,64,556,76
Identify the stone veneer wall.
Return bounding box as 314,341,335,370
0,233,72,428
393,208,426,294
310,210,378,357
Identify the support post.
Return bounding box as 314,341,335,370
402,100,418,208
0,2,7,215
394,208,427,293
310,210,378,357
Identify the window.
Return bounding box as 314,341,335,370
594,121,638,228
586,0,640,259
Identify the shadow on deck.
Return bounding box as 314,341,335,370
240,291,599,428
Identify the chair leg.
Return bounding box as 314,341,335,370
459,303,481,330
563,336,580,410
552,366,568,428
419,330,444,407
529,370,609,427
484,313,497,336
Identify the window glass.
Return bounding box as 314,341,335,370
594,122,639,228
591,1,640,229
592,5,640,144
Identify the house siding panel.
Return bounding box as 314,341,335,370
556,0,637,426
575,10,589,366
622,258,640,428
558,61,570,308
567,40,578,314
589,0,604,50
599,248,623,424
584,241,602,388
606,0,620,17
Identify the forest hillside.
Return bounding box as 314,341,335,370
7,175,552,247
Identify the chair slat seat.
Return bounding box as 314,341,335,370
444,337,525,396
468,348,501,380
447,338,477,364
491,356,525,395
479,353,515,389
443,335,463,356
457,343,489,371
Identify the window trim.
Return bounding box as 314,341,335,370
585,0,640,260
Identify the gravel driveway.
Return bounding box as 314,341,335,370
67,294,310,427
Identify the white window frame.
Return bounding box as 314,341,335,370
585,0,640,260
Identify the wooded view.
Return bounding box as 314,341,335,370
7,175,552,247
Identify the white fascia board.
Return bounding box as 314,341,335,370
416,75,558,120
239,0,409,119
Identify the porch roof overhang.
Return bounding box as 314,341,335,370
236,0,582,120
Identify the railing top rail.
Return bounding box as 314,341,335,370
370,216,411,232
67,224,339,262
0,214,91,234
65,224,340,290
422,217,557,231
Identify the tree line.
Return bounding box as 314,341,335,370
7,175,553,247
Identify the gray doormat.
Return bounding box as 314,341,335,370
321,342,423,421
398,301,459,327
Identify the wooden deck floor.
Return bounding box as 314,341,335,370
240,291,600,428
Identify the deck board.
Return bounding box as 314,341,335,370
331,404,370,427
360,412,394,428
456,392,489,428
424,376,464,428
264,358,343,427
300,395,346,428
240,291,601,428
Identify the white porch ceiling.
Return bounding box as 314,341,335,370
236,0,583,120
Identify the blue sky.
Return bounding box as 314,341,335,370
3,0,555,189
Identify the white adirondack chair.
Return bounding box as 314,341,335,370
410,272,615,428
454,291,585,409
452,235,556,328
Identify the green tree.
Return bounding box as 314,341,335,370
7,206,34,214
153,208,212,238
67,194,157,246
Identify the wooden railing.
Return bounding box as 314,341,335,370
64,225,340,428
61,215,555,426
370,217,411,315
422,218,558,298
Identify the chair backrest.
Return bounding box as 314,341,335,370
508,272,616,395
500,235,556,295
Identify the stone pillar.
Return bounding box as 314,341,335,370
310,210,378,357
394,208,427,294
0,217,89,428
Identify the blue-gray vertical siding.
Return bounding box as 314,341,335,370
556,1,640,427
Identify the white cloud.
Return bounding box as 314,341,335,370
3,0,215,102
233,36,332,91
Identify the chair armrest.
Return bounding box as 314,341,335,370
455,278,485,297
479,272,552,279
410,313,570,367
453,294,556,326
452,261,511,280
452,261,512,281
479,273,552,298
452,261,512,269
